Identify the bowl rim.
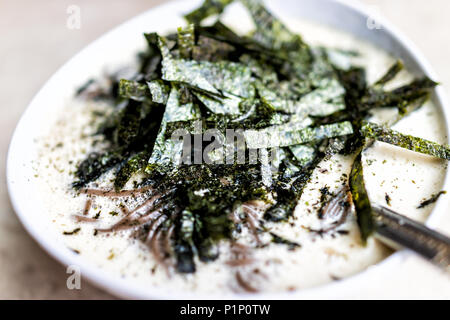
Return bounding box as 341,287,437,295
7,0,450,300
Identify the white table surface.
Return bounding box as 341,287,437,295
0,0,449,299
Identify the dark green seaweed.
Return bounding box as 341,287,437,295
374,60,404,86
71,0,445,274
417,191,447,209
361,121,450,160
349,151,375,243
270,232,301,250
185,0,234,25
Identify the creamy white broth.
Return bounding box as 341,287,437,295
33,15,447,294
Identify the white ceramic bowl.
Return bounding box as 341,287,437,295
7,0,450,299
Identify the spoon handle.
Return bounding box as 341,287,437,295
372,205,450,273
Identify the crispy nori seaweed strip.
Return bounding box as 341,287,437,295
185,0,235,25
177,24,196,59
196,21,276,59
146,86,201,173
240,0,312,75
244,121,354,149
161,56,254,99
361,77,438,112
349,151,375,243
361,121,450,160
241,0,302,50
141,32,163,80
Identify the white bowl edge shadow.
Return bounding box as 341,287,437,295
6,0,450,300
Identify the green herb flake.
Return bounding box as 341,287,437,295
417,191,447,209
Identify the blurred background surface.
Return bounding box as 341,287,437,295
0,0,449,299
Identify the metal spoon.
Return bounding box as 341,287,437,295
372,205,450,273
